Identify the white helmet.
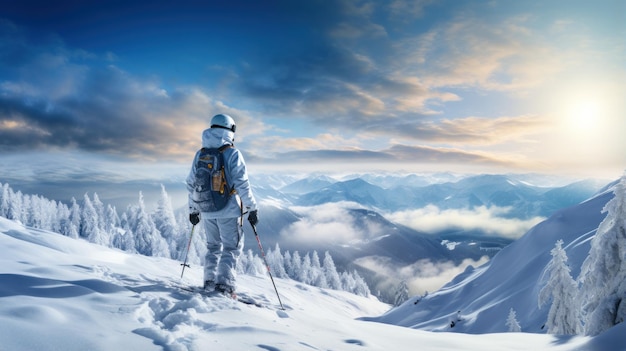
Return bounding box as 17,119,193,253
210,114,236,133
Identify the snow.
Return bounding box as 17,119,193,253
1,216,618,351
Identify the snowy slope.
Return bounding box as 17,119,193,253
0,216,611,351
369,186,618,337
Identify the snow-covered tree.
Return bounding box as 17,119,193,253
539,239,581,335
113,212,136,253
310,251,328,288
0,183,9,218
153,185,180,259
8,189,23,222
66,197,81,239
323,251,342,290
267,244,288,278
105,204,120,236
130,192,170,258
506,308,522,332
290,251,303,280
92,193,106,233
238,249,265,276
578,175,626,336
394,280,410,307
81,193,107,245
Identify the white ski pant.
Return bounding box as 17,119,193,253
201,216,243,289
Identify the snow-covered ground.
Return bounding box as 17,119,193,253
1,216,619,351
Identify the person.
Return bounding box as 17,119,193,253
186,113,258,296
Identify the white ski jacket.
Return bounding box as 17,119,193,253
186,128,257,219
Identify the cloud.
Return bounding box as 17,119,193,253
0,23,264,161
279,201,381,245
387,205,545,239
385,114,549,145
246,142,516,172
355,255,490,296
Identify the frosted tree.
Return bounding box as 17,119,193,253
283,251,294,277
238,249,264,276
310,251,328,288
300,253,313,284
130,192,170,257
81,193,106,245
394,280,410,307
323,251,342,290
506,308,522,332
113,212,136,253
0,183,9,217
538,240,581,335
153,185,179,259
105,204,120,237
10,190,24,223
290,251,303,280
65,197,81,239
52,201,67,233
24,195,36,228
92,193,106,233
578,175,626,336
267,244,288,278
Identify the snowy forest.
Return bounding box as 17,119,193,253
0,182,370,297
533,175,626,336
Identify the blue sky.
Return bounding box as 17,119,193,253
1,0,625,196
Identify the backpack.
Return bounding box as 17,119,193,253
191,144,234,212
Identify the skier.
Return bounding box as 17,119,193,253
186,113,258,296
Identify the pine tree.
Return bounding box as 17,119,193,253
394,280,410,306
9,189,23,222
506,308,522,332
153,185,179,259
132,192,170,257
323,251,342,290
113,212,136,253
92,193,106,234
67,197,81,239
539,240,581,335
290,251,303,281
578,174,626,336
352,270,370,297
311,251,328,288
268,244,288,278
81,193,102,243
0,183,9,218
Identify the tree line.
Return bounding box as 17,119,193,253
533,174,626,336
0,182,369,297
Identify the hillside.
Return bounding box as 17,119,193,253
0,215,612,351
368,182,622,338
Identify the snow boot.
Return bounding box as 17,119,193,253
215,283,236,299
203,280,216,293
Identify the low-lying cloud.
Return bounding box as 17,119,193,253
279,202,375,245
387,205,545,239
355,255,490,297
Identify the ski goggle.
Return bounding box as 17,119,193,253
211,124,236,133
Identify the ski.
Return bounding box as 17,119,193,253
177,285,265,308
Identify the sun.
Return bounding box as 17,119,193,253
558,95,608,139
568,100,602,132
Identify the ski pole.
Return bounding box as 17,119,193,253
251,224,285,310
180,225,196,279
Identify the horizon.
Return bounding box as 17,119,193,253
1,0,625,189
0,170,615,215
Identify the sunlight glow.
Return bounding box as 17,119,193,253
567,99,603,133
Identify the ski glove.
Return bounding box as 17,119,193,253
248,210,258,226
189,213,200,226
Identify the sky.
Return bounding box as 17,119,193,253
1,0,625,198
